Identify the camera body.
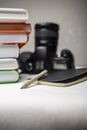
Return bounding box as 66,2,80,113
19,22,75,74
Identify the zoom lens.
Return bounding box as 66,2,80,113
35,22,59,55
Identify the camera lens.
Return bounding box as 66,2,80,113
35,22,59,55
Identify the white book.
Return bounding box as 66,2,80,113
0,8,28,23
0,44,19,58
0,32,28,43
0,70,19,83
0,58,19,70
0,58,19,83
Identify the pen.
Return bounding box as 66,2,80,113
21,70,48,89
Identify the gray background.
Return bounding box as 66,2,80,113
0,0,87,68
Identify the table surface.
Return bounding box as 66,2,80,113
0,74,87,130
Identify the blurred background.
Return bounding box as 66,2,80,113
0,0,87,68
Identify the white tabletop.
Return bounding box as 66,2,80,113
0,74,87,130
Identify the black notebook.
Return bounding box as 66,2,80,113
38,68,87,87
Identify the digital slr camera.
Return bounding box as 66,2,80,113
19,22,75,74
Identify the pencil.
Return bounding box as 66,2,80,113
20,70,48,89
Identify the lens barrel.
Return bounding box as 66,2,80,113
35,22,59,54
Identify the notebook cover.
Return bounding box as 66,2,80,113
38,68,87,87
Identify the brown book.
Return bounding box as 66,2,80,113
0,23,31,47
0,23,31,32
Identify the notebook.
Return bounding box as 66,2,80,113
38,68,87,87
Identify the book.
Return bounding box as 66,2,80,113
0,70,19,83
0,44,19,58
37,68,87,87
0,31,29,44
0,31,30,47
0,23,31,33
0,8,28,23
0,58,19,70
0,58,19,83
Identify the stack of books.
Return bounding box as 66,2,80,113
0,8,31,83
